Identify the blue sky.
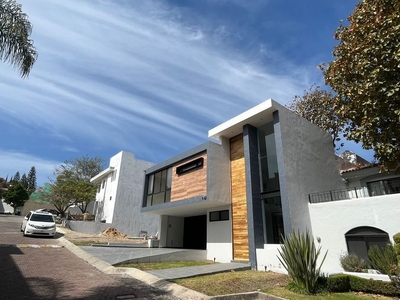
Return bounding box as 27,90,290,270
1,0,373,186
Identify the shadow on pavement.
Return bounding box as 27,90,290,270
1,246,178,299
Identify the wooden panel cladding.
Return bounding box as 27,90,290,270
170,152,207,202
230,134,249,261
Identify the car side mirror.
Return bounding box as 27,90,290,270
24,217,28,220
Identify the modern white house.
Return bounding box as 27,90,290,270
139,99,346,272
86,99,399,274
77,151,159,237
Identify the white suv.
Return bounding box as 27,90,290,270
21,210,57,237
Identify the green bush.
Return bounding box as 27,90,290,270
394,232,400,261
348,275,398,296
277,229,327,294
339,253,367,272
327,274,351,292
368,243,398,275
393,233,400,244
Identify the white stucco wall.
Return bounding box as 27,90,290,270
309,194,400,274
0,199,13,213
275,106,345,236
206,205,232,263
256,245,287,274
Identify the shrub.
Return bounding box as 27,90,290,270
368,243,398,275
394,232,400,261
339,253,367,272
277,229,327,294
348,275,398,296
394,233,400,244
327,274,350,292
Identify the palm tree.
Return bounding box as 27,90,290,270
0,0,37,78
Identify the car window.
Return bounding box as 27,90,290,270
26,212,31,219
30,214,54,222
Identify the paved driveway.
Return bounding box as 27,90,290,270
0,215,183,300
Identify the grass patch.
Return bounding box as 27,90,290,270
266,288,394,299
174,270,393,299
115,260,215,271
173,270,288,296
71,241,108,246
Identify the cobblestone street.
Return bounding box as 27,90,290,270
0,215,181,300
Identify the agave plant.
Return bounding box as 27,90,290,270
277,229,327,294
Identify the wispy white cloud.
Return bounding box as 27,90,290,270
0,0,319,166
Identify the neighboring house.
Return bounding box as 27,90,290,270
140,99,350,272
86,151,159,237
309,163,400,273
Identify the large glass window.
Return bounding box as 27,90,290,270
258,122,280,193
261,195,284,244
367,177,400,196
144,167,172,207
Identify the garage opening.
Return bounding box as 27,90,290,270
345,226,390,265
183,215,206,249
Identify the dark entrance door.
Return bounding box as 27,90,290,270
183,215,206,249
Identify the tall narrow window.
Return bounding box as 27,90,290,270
258,122,280,193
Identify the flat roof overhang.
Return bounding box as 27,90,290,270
90,167,115,184
141,197,228,217
208,99,283,141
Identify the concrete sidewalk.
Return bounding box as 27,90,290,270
146,262,251,280
80,244,251,279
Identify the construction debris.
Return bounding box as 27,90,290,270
101,227,129,238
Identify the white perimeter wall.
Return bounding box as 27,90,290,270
256,245,287,274
207,205,232,263
309,194,400,274
0,200,14,213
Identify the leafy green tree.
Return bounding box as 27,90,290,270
321,0,400,173
72,180,98,214
4,183,28,212
0,0,37,78
50,155,105,213
27,166,36,193
286,84,346,150
55,155,105,182
36,181,73,218
20,173,28,189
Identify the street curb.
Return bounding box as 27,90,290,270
56,228,210,300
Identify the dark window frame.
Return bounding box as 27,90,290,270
209,210,229,222
145,167,172,207
176,157,204,175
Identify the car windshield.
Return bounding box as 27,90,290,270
30,214,54,222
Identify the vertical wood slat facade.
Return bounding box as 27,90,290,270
230,134,249,261
170,152,207,202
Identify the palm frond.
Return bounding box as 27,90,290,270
0,0,37,78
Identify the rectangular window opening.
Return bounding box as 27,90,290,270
209,210,229,222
